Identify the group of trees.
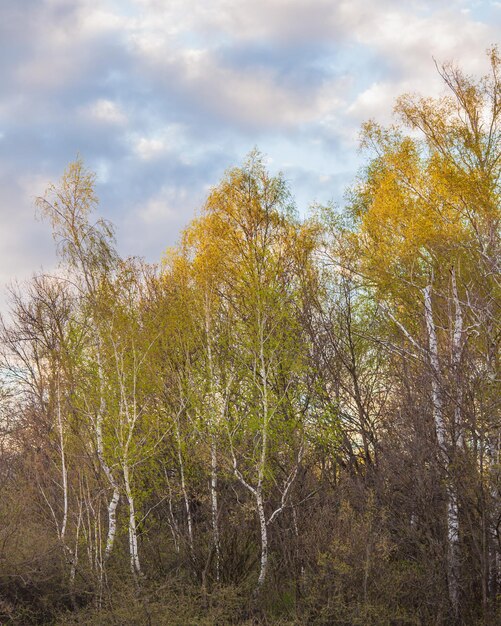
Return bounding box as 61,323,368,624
0,52,499,625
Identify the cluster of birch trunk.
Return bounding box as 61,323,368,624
0,52,499,624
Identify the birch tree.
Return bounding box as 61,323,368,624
36,160,123,575
182,153,309,592
348,48,501,617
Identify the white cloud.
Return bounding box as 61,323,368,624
123,0,499,134
0,0,499,308
347,82,394,124
79,6,128,34
133,41,346,129
344,3,492,77
0,172,56,308
139,190,180,225
120,184,201,257
86,99,127,125
135,137,167,160
131,124,187,160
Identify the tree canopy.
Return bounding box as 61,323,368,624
0,51,499,626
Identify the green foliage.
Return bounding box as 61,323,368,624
0,53,500,626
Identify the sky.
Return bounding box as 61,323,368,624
0,0,499,305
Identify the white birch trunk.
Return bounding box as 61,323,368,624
56,377,69,543
104,486,120,561
175,415,194,558
205,305,221,582
123,461,141,577
96,356,120,562
255,313,269,591
69,501,83,607
451,268,464,448
255,489,268,590
54,375,79,598
210,437,221,581
423,285,447,451
447,492,460,614
424,284,459,615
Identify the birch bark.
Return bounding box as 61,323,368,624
424,284,459,615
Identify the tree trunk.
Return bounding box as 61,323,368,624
176,416,194,559
96,355,121,562
255,489,268,591
424,284,460,616
210,437,221,582
123,461,141,578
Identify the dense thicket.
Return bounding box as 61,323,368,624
0,53,499,625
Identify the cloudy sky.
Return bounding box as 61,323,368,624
0,0,499,302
